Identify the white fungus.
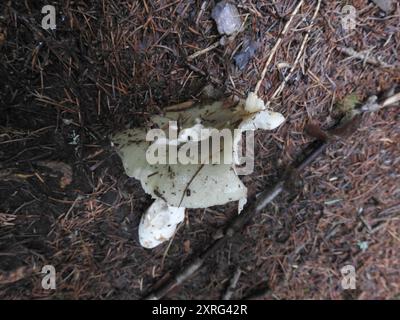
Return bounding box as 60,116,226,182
113,92,285,248
139,199,185,249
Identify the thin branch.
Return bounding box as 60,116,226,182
187,41,220,61
254,0,305,95
337,46,395,68
268,0,321,104
379,92,400,109
222,267,242,300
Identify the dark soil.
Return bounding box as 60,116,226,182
0,0,399,299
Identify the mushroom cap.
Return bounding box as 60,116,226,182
112,96,284,209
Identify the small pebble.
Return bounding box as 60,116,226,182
211,1,242,36
234,40,259,70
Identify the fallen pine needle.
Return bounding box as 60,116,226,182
254,0,305,95
337,46,395,68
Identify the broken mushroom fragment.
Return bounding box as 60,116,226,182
113,93,285,248
139,198,185,249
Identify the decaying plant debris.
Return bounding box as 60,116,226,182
0,0,399,300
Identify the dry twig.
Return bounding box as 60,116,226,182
187,41,220,61
222,267,242,300
337,46,395,68
269,0,322,104
254,0,305,95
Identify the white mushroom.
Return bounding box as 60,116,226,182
113,93,285,248
138,199,185,249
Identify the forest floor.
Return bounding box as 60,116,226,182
0,0,399,299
